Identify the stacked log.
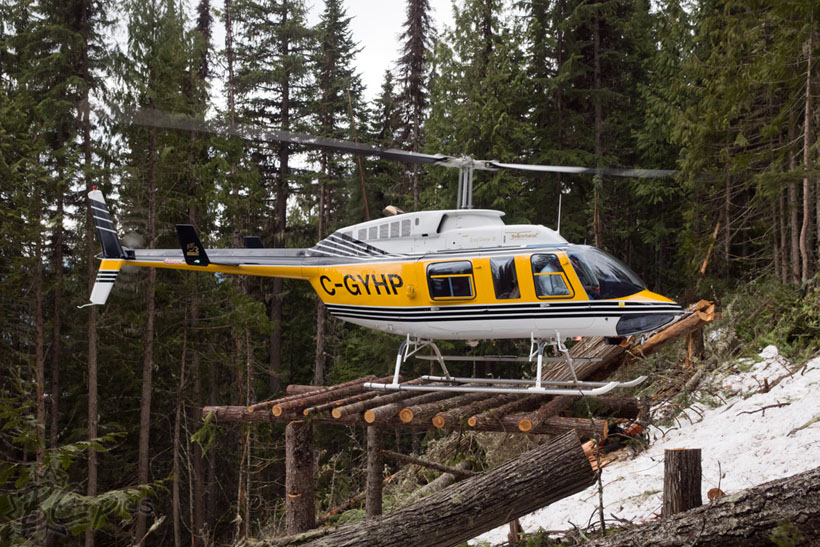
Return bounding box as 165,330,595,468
432,394,520,429
273,376,388,417
399,392,490,424
364,391,453,424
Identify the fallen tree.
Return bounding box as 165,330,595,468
254,430,596,547
588,465,820,546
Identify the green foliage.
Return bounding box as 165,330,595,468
0,374,151,544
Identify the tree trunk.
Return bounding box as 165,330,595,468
135,129,158,545
172,310,188,547
279,431,595,547
800,26,813,282
81,90,98,547
33,185,46,543
592,12,603,248
789,157,800,284
662,448,702,517
366,426,382,519
285,421,315,534
50,179,63,449
589,465,820,546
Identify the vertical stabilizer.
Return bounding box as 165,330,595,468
81,190,126,307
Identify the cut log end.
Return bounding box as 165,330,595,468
363,409,376,423
432,415,446,429
399,408,414,423
467,417,477,427
518,418,533,432
331,408,342,419
272,406,283,417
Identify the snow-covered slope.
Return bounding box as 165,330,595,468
473,346,820,545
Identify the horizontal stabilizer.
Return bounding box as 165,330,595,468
176,225,210,266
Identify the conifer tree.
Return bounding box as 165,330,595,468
396,0,433,210
309,0,364,385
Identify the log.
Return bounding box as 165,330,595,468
380,450,476,479
518,396,573,432
273,376,380,416
399,392,490,424
285,422,314,534
364,391,454,424
504,414,607,439
432,394,521,429
332,379,427,419
588,465,820,546
286,385,324,396
277,431,595,547
628,301,717,362
662,448,702,517
468,395,546,428
249,376,374,413
406,461,473,504
304,390,380,417
201,406,604,435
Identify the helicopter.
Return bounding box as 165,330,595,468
84,110,682,397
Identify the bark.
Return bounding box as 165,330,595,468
398,392,489,424
285,422,315,534
273,376,378,416
790,162,801,284
468,395,546,428
135,129,158,545
50,180,63,449
405,461,472,504
432,394,521,429
364,391,453,424
332,380,425,419
800,27,813,282
662,448,702,517
268,431,595,547
517,396,573,432
503,415,607,440
81,90,98,547
33,185,45,543
307,390,380,417
589,465,820,546
251,376,375,413
627,301,717,364
172,312,189,547
366,426,382,519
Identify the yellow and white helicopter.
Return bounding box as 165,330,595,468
85,111,681,396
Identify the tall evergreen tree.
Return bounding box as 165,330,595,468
309,0,364,385
396,0,433,210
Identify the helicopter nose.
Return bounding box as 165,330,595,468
614,290,681,336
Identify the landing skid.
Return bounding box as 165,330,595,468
362,334,647,397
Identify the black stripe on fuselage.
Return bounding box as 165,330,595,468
324,302,681,323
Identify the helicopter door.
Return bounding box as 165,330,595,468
530,253,592,332
490,257,520,300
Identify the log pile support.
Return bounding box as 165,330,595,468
285,421,315,534
366,426,382,519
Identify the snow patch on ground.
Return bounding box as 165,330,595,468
472,346,820,545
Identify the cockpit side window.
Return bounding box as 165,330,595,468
490,257,520,299
427,261,475,300
567,245,646,300
531,254,572,298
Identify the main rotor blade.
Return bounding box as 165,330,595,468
486,161,678,178
131,108,449,165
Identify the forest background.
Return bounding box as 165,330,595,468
2,0,820,545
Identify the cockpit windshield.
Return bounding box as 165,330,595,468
567,245,646,300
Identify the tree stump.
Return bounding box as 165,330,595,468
662,448,702,517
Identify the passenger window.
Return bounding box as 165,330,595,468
427,261,475,300
490,257,520,299
531,254,572,298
